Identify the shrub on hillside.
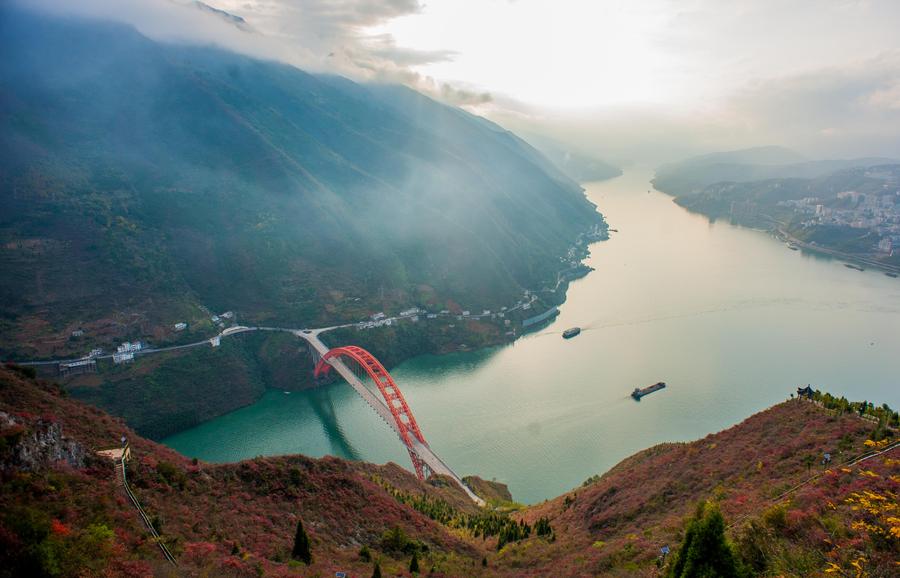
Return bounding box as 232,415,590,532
291,518,311,565
666,501,744,578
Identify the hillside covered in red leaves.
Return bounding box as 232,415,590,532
1,364,897,577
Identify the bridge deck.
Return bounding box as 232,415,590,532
299,331,484,506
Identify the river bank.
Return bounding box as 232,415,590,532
164,170,900,503
772,227,900,276
54,204,607,441
659,181,900,277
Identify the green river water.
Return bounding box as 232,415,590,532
164,170,900,504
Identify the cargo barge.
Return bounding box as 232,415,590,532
562,327,581,339
632,381,666,400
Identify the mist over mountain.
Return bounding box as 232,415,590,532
0,7,602,355
669,146,809,168
653,146,898,197
515,133,622,183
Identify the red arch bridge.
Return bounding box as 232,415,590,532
305,334,484,505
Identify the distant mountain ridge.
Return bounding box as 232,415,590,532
519,132,623,183
653,146,897,197
669,145,808,167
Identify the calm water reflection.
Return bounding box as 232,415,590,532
164,171,900,503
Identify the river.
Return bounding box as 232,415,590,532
163,170,900,504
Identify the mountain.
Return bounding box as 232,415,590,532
674,164,900,219
519,133,622,183
191,1,251,30
671,145,808,168
652,145,900,271
0,6,602,361
2,364,897,576
653,146,896,197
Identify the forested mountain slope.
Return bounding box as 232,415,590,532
0,7,602,358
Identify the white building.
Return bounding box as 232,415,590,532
371,312,386,321
399,308,420,317
113,352,134,364
174,322,187,331
116,341,142,354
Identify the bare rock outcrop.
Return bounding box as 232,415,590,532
0,411,85,471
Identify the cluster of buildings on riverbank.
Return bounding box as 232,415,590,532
778,188,900,254
356,302,528,331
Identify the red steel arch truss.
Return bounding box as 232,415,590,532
314,345,430,479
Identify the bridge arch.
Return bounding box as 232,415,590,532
314,346,429,479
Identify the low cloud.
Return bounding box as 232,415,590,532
865,81,900,111
486,53,900,165
18,0,486,107
363,34,456,67
727,54,900,157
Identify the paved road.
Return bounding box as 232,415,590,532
17,322,485,505
774,226,900,275
14,304,530,367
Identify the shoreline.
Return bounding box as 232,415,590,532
772,226,900,276
658,186,900,277
23,208,610,441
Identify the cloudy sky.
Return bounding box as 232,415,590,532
23,0,900,161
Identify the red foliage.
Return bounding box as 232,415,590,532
2,366,894,577
50,518,71,536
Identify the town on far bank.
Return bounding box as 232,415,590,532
679,164,900,273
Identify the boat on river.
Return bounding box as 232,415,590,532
562,327,581,339
632,381,666,400
844,263,865,271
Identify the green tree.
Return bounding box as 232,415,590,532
535,516,553,537
409,551,420,573
802,454,815,473
667,502,742,578
372,560,382,578
291,518,312,565
381,525,410,553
